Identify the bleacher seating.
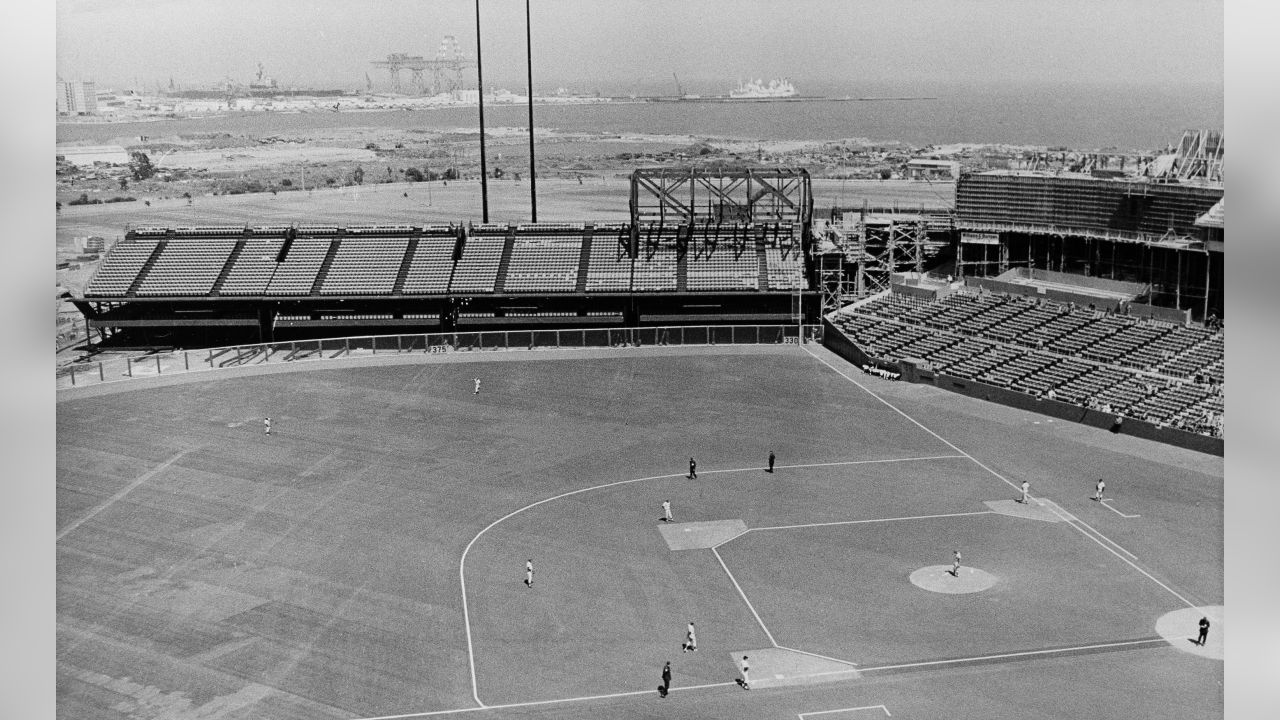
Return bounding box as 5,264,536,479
219,239,285,295
401,234,457,294
84,238,160,296
135,239,237,296
585,233,632,291
829,286,1225,437
319,237,409,295
765,248,805,290
504,233,583,292
265,238,331,295
687,243,758,291
632,226,681,292
449,235,505,293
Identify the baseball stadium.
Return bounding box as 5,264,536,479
57,140,1225,718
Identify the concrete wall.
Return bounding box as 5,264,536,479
1127,302,1192,324
925,370,1222,456
822,318,876,368
1019,267,1149,296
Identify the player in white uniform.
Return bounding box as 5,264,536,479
1094,478,1106,501
264,417,271,435
525,559,533,588
662,500,672,522
474,378,481,395
951,550,962,577
683,621,697,652
740,655,750,689
1020,480,1030,504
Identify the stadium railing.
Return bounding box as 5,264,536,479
56,324,824,390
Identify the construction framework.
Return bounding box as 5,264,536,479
954,161,1224,319
371,36,475,96
629,167,813,228
812,205,947,313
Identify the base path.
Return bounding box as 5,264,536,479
910,565,999,594
984,498,1062,523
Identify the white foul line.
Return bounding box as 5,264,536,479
856,638,1163,673
57,449,193,541
801,345,1204,612
352,681,739,720
799,705,892,718
1100,498,1141,518
1039,499,1136,560
777,644,860,668
776,454,967,470
710,545,779,647
753,510,996,533
458,466,691,707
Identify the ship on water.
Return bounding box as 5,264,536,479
647,76,816,103
730,78,798,99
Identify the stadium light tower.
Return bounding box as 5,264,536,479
475,0,490,222
526,0,537,222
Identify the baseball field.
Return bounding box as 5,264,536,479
55,342,1223,719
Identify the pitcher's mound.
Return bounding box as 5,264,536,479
910,565,998,594
1155,606,1223,660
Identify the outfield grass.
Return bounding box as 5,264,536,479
56,345,1222,719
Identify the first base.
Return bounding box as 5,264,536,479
657,519,748,550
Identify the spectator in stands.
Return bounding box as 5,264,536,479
1046,388,1057,401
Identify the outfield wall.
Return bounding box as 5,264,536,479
58,323,823,391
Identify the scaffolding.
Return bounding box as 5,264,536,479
371,36,475,96
819,209,929,305
629,167,812,227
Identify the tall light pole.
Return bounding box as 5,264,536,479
475,0,490,222
525,0,537,222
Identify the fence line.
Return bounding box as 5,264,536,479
57,324,824,390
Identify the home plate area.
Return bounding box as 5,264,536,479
657,519,748,550
732,647,859,689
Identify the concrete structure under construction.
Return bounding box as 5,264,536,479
954,171,1222,320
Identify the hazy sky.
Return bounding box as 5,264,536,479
56,0,1224,92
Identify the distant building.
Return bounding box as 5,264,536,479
56,145,129,167
57,81,98,115
905,159,961,181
